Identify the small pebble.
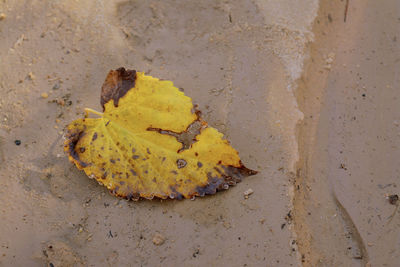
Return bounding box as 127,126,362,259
41,92,49,99
243,188,254,199
52,83,60,90
0,13,6,21
222,221,231,229
14,140,21,146
152,233,165,245
27,72,35,80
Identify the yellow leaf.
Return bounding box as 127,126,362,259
64,68,257,200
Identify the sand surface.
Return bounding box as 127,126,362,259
0,0,398,266
295,1,400,266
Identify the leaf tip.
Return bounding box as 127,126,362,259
100,67,137,111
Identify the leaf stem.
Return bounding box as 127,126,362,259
84,108,103,118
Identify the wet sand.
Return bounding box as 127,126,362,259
0,0,399,266
295,1,400,266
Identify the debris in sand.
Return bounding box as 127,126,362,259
324,52,336,70
192,248,200,258
152,233,165,245
222,221,231,229
41,241,84,267
388,194,399,205
0,13,5,21
243,188,254,199
52,82,60,90
27,72,35,80
41,92,49,99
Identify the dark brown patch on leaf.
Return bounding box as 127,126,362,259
125,192,140,201
177,159,187,169
223,164,258,177
193,164,257,198
65,130,89,168
169,185,183,200
195,176,224,197
92,132,98,141
100,67,137,111
147,116,205,152
110,185,120,195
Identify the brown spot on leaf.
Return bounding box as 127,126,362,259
193,164,257,198
101,67,137,110
65,130,89,168
126,192,140,201
169,185,183,200
92,132,98,141
177,159,187,169
147,120,205,153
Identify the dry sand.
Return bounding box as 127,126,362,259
0,0,399,266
